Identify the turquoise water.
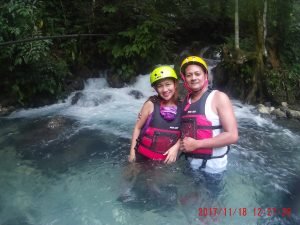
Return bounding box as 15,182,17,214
0,76,300,225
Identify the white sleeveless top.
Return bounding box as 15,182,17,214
188,90,228,173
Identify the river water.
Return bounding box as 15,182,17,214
0,75,300,225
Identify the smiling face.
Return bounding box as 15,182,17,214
184,64,208,92
154,78,176,102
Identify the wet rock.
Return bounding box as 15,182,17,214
0,104,15,116
256,104,275,116
279,106,289,114
128,90,144,99
71,92,84,105
257,104,270,114
281,102,288,108
286,109,300,120
16,117,75,153
64,78,85,96
211,64,229,92
47,116,67,129
271,108,287,119
98,94,112,104
107,70,126,88
264,102,272,107
201,46,222,61
256,102,300,120
106,68,137,88
72,93,112,107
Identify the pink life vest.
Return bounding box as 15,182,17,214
137,98,181,160
181,90,228,159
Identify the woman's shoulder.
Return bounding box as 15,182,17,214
142,96,156,110
147,95,160,104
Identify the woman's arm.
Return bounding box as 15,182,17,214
128,100,154,162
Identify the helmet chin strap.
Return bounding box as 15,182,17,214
180,72,193,94
180,72,208,93
193,79,208,93
182,76,208,111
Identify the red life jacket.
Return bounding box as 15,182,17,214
181,90,228,159
137,98,181,160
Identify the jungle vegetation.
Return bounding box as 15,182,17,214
0,0,299,107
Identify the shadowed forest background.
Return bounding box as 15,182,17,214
0,0,299,109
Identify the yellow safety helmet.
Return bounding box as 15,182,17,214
180,56,208,74
150,65,178,86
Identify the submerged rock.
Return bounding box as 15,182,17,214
71,92,84,105
16,116,75,151
71,92,112,106
128,90,144,99
47,116,67,129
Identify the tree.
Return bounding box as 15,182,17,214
235,0,240,50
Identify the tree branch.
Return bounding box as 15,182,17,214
0,34,110,46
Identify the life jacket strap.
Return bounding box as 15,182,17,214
197,125,222,130
200,159,208,169
183,145,231,168
134,138,140,151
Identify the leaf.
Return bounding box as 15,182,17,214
102,5,117,13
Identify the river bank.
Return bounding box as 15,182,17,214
257,102,300,120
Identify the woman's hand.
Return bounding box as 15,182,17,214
128,152,136,163
163,140,180,164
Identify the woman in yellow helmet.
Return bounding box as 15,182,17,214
128,65,181,163
179,56,239,173
119,66,182,204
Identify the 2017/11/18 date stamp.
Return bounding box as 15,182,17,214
198,207,292,218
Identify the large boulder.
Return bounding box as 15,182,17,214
0,104,15,116
286,109,300,120
257,104,271,114
271,108,287,119
211,64,228,92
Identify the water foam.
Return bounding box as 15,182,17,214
6,74,299,141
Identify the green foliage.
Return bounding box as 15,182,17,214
224,35,256,52
11,57,68,105
240,63,253,84
266,66,300,103
0,0,300,106
16,40,52,65
98,1,176,81
0,0,52,70
0,0,69,105
102,5,117,13
280,11,300,65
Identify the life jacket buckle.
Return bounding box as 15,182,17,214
200,159,208,169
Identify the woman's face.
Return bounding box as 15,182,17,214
154,78,176,101
184,64,208,92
